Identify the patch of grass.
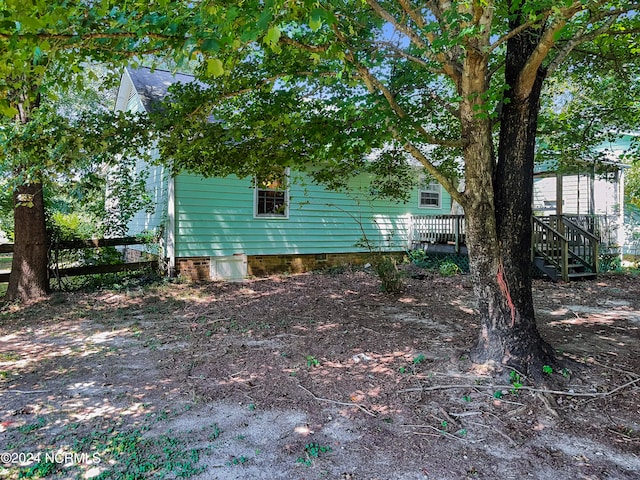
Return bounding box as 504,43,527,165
0,352,20,362
0,254,12,269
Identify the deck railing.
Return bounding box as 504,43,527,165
532,217,569,281
411,213,600,280
531,216,599,281
410,214,465,252
563,214,618,250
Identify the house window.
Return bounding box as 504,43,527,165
419,181,441,208
254,168,289,218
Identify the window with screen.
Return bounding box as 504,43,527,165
419,181,441,208
254,168,289,218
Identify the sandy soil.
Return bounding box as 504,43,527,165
0,269,639,479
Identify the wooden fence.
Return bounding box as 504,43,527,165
0,237,158,283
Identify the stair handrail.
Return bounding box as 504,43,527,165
561,217,599,274
532,217,569,281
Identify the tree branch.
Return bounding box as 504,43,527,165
490,14,550,52
515,3,584,98
546,13,621,76
396,134,465,206
0,31,181,42
365,0,463,87
279,35,329,53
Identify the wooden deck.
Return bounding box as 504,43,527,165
410,214,608,281
410,215,466,253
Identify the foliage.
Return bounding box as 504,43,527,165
438,260,461,277
408,250,468,275
5,0,640,368
370,254,404,293
296,443,331,467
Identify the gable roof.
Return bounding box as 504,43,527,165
125,67,197,111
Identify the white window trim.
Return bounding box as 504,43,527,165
253,168,290,219
418,181,441,209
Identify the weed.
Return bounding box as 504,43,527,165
306,355,320,367
248,403,256,411
413,353,427,365
208,424,222,441
296,443,332,467
542,365,553,375
462,395,471,402
227,456,249,466
561,368,571,378
398,366,407,374
16,458,58,478
17,417,47,434
493,391,503,399
439,260,461,276
0,352,20,362
509,370,523,394
371,254,404,293
72,426,205,479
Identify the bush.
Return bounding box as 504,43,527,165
439,260,461,276
371,254,404,293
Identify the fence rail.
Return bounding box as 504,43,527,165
0,237,158,283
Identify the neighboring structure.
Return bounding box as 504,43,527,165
532,134,638,257
115,67,455,280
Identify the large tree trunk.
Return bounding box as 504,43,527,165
5,182,50,302
466,21,555,376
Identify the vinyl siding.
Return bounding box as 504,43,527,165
123,94,168,236
174,172,451,258
126,156,168,236
533,174,620,216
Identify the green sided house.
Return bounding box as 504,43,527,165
115,67,456,280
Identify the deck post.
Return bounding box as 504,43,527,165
561,238,569,282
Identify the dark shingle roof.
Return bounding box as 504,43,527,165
127,67,197,111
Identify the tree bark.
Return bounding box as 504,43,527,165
466,20,555,376
5,182,50,302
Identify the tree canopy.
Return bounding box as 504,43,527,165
2,0,639,374
146,0,640,375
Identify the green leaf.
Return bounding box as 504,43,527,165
0,100,18,118
309,9,323,31
264,26,281,46
206,58,224,77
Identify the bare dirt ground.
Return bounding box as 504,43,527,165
0,269,639,480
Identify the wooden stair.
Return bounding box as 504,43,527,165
532,216,599,282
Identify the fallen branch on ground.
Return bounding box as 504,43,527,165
298,385,377,417
398,377,640,398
